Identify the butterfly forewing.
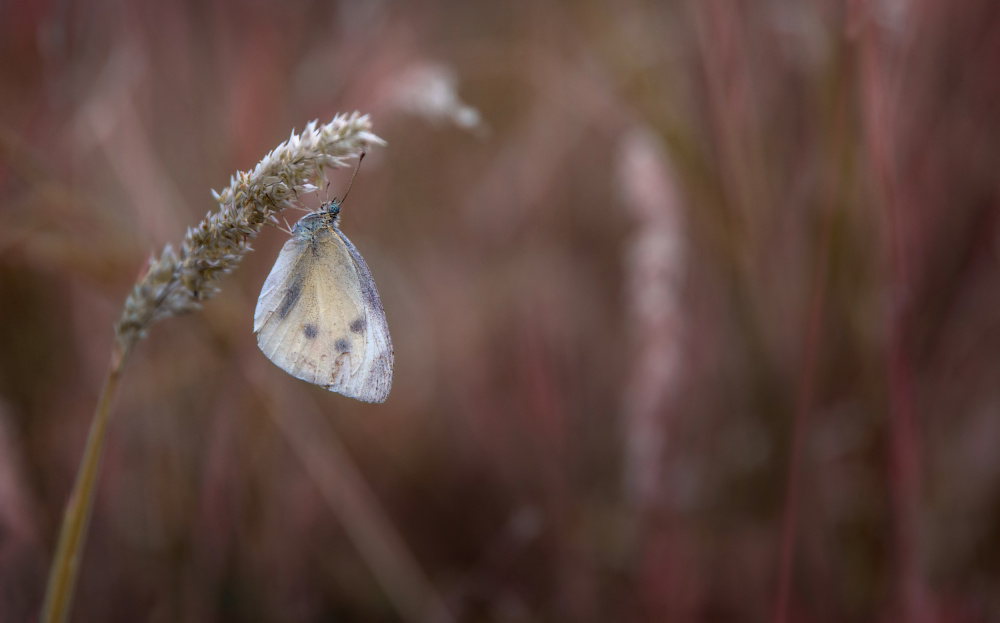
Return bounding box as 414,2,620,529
254,220,393,403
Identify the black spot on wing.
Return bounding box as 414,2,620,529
277,280,302,319
350,317,366,334
335,338,350,353
303,324,318,339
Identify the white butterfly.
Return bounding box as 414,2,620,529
254,189,393,403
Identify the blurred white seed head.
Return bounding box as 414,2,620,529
383,62,487,136
618,127,687,512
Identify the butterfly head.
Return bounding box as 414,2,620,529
293,154,362,236
323,200,341,217
321,199,342,223
292,201,340,236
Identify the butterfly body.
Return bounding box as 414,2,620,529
254,201,393,403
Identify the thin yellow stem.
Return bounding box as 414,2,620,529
41,340,132,623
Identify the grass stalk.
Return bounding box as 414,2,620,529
41,340,132,623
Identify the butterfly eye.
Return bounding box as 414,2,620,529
317,200,341,218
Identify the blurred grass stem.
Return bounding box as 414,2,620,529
856,5,925,621
41,340,132,623
250,368,452,623
772,82,850,623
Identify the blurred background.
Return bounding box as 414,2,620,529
2,0,1000,621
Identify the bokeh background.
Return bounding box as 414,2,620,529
2,0,1000,621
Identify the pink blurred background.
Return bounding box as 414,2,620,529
2,0,1000,621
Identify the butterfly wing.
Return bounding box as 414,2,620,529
254,226,393,403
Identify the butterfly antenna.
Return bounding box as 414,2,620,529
340,152,365,205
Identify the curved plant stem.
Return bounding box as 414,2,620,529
41,340,133,623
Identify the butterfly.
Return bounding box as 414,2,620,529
253,161,393,403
